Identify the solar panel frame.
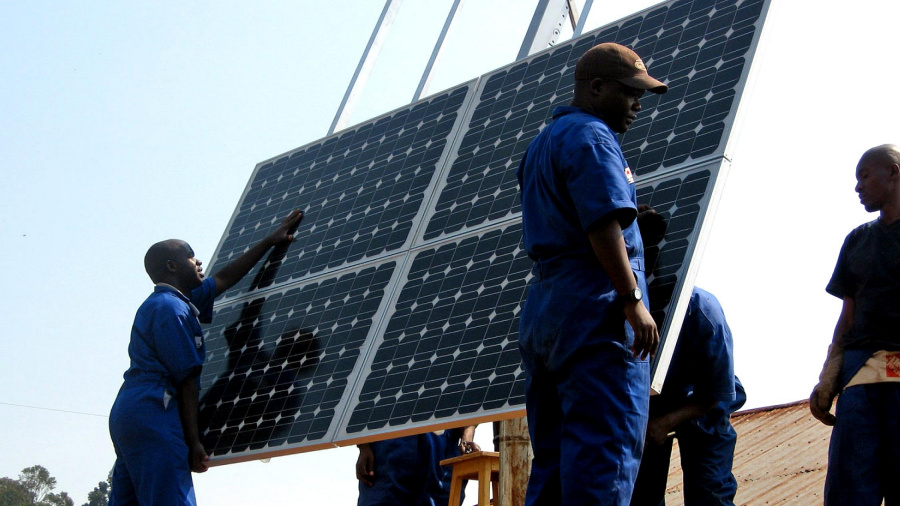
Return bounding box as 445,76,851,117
635,158,734,391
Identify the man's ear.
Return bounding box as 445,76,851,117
166,259,177,272
589,77,606,95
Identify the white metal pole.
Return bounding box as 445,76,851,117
516,0,570,60
573,0,594,37
328,0,403,135
412,0,467,102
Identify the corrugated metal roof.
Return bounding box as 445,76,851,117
660,400,833,505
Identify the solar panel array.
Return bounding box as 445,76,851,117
201,0,771,461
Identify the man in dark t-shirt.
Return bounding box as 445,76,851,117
810,144,900,505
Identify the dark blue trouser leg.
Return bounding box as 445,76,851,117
630,435,672,506
677,423,738,506
524,342,649,506
825,383,900,506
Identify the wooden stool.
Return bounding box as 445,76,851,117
440,450,500,506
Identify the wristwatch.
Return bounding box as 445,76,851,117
617,287,643,303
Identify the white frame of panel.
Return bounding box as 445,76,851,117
637,158,733,392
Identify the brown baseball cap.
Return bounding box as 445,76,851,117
574,42,668,94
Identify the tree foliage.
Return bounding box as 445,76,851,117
0,477,31,506
19,466,55,504
82,481,109,506
0,465,110,506
0,465,76,506
39,491,73,506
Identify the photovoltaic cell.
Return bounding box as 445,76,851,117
201,0,770,461
209,83,475,301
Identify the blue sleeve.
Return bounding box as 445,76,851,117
152,305,204,385
694,313,736,403
684,291,737,403
564,139,636,232
190,277,217,324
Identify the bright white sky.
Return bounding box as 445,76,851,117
1,0,897,504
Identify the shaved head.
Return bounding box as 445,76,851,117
860,144,900,168
856,144,900,221
144,239,190,283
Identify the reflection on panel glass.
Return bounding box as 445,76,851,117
198,240,395,456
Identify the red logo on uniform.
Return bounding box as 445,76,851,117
886,352,900,377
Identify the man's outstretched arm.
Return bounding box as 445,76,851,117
211,209,304,295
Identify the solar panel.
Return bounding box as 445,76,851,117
201,0,771,461
342,223,531,438
208,82,477,302
419,0,766,243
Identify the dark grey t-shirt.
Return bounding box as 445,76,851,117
827,218,900,351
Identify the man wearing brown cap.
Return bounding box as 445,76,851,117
516,42,667,505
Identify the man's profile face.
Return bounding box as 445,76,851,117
170,241,205,290
591,79,645,133
855,157,894,213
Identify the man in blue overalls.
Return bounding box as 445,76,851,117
811,144,900,505
517,42,667,505
355,426,479,506
108,209,303,506
630,288,745,506
630,207,745,506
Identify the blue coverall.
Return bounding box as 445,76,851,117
109,278,216,506
358,430,463,506
631,288,745,506
517,105,650,506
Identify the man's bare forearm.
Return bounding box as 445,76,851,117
177,376,202,447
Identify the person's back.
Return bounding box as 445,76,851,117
109,245,219,506
631,287,745,506
518,106,636,270
356,427,479,506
